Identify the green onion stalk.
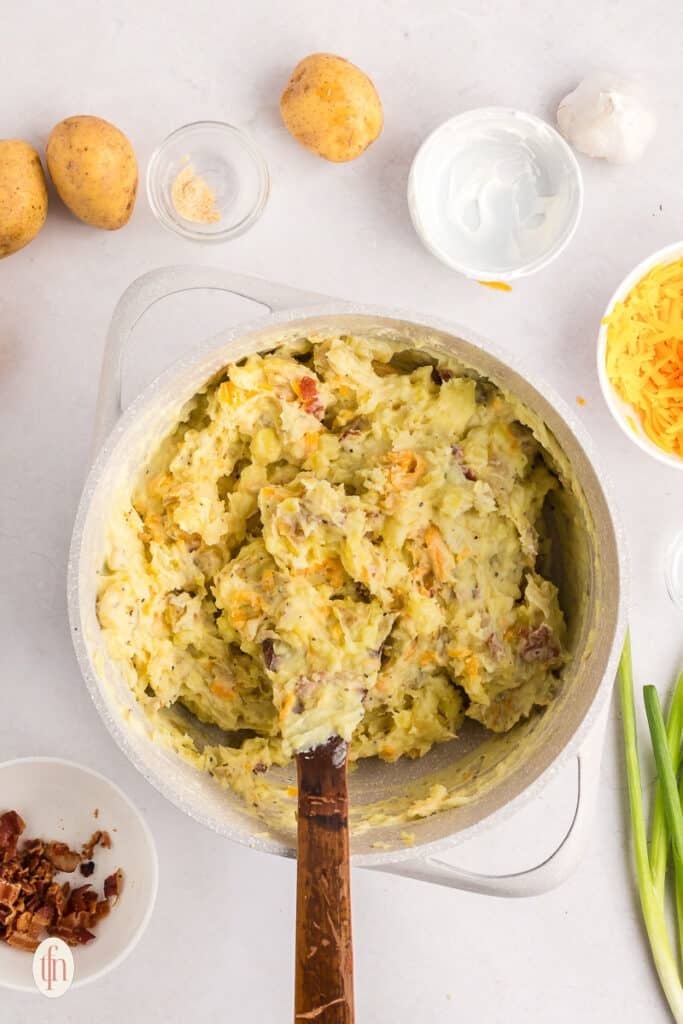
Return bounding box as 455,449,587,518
647,661,683,964
619,633,683,1021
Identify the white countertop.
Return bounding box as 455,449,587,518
2,1,683,1020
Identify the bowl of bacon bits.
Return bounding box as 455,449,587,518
0,758,158,991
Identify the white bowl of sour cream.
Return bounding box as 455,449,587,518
408,107,584,281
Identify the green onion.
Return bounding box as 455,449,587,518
650,669,683,896
619,634,683,1021
645,686,683,866
649,666,683,964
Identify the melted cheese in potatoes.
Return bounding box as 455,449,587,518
97,333,567,814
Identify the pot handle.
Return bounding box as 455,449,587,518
366,703,608,898
92,265,333,456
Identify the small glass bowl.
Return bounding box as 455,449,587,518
666,531,683,610
146,121,270,242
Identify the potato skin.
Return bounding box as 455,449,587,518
46,116,138,230
0,140,48,258
280,53,383,162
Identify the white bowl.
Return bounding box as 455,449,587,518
597,240,683,470
0,758,158,992
407,107,583,281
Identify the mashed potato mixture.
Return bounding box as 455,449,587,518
97,333,567,819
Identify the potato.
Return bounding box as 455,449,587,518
46,116,138,230
280,53,383,162
0,140,48,258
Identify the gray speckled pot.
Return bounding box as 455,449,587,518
67,266,627,897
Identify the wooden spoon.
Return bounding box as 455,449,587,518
295,735,354,1023
165,698,355,1020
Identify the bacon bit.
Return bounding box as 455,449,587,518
92,900,110,923
0,810,124,952
103,869,124,904
67,885,98,915
0,811,25,860
295,376,325,419
431,366,455,385
7,931,40,951
519,624,561,664
81,831,103,860
45,842,81,873
385,450,426,490
340,415,369,441
60,909,96,930
15,910,31,933
50,925,96,946
0,878,21,907
451,445,477,481
261,637,278,672
486,633,505,660
48,886,67,920
27,904,53,938
424,525,455,582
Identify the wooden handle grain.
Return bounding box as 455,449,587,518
295,737,354,1023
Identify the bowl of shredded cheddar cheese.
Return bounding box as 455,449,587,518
598,241,683,469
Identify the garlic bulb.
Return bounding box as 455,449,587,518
557,72,656,164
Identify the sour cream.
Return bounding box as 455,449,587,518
408,108,583,280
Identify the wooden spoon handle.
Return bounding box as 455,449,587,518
295,736,354,1023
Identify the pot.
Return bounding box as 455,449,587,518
68,265,627,897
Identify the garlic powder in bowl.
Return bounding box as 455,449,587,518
171,163,221,224
146,121,269,242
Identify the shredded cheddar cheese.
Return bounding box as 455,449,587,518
604,259,683,457
478,280,512,292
